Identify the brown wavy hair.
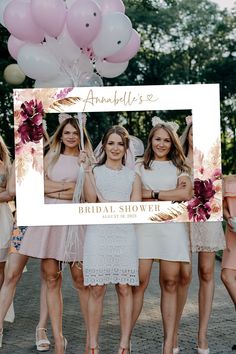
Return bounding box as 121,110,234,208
45,117,93,174
96,125,130,166
0,135,11,177
143,123,190,173
180,122,192,156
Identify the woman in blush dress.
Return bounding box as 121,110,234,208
132,117,192,354
0,128,53,351
174,118,225,354
221,174,236,351
0,135,13,347
83,125,141,354
19,115,93,354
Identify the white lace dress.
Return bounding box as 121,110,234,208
190,222,225,252
83,165,139,286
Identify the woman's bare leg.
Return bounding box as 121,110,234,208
70,263,89,353
41,259,65,354
87,285,106,353
131,259,153,330
116,284,133,353
35,262,50,350
0,253,28,330
160,260,180,354
173,261,192,348
198,252,215,349
0,262,5,289
221,268,236,306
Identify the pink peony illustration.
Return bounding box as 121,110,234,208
187,178,216,221
18,99,44,144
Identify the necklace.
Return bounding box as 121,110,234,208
105,163,123,171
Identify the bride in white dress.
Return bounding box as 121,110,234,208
83,125,141,354
132,118,192,354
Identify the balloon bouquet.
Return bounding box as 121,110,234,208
1,0,141,87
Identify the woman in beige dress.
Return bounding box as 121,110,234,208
221,174,236,351
174,118,225,354
132,117,192,354
0,131,51,351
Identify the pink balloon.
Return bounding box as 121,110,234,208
106,29,140,63
67,0,102,47
31,0,66,38
7,35,26,60
4,0,45,43
100,0,125,14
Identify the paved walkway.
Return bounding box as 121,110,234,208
1,254,235,354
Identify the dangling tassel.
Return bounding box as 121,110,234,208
63,165,85,264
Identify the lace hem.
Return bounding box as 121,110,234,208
84,268,139,286
191,245,225,253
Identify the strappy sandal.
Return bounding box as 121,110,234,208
119,346,130,354
35,327,50,352
89,345,100,354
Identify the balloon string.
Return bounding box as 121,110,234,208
60,59,80,87
77,113,84,150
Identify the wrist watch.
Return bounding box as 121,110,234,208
151,190,159,200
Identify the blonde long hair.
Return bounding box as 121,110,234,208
0,135,11,177
143,123,190,173
180,122,192,156
45,118,93,175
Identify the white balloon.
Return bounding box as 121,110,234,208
17,43,60,80
56,28,82,64
78,72,103,86
92,13,132,58
78,54,94,74
95,59,128,78
0,0,12,27
3,63,25,85
34,73,73,88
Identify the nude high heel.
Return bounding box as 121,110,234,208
196,348,209,354
119,347,130,354
63,337,68,353
35,327,50,352
89,344,99,354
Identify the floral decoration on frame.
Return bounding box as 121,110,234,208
187,140,222,222
14,87,78,183
149,140,222,223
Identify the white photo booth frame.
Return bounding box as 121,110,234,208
13,84,222,226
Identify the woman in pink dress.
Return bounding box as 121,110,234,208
174,118,225,354
0,129,51,352
0,135,13,348
0,135,13,279
19,116,93,354
221,175,236,351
